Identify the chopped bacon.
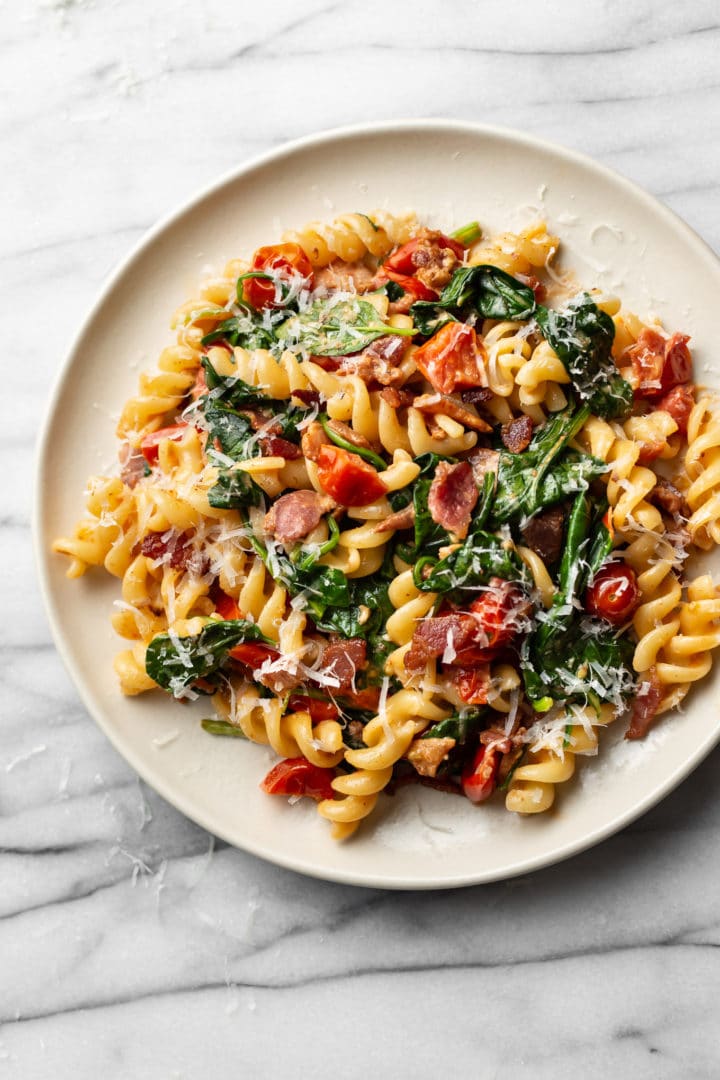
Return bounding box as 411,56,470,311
501,415,534,453
119,443,147,489
313,259,377,294
291,388,322,408
325,419,373,451
407,230,461,291
380,386,416,409
428,461,479,540
259,436,302,459
404,613,478,673
374,503,416,534
140,530,209,574
256,662,305,694
263,490,336,546
301,421,330,463
461,386,494,406
468,448,500,489
411,392,492,433
406,737,456,778
626,669,664,740
340,335,409,386
625,329,693,400
657,384,695,436
648,479,689,519
321,638,367,693
521,505,565,564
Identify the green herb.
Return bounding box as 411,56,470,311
201,313,276,351
450,221,482,246
146,619,274,696
320,415,387,471
276,297,414,357
201,719,248,738
356,213,379,232
207,468,263,510
202,357,283,410
290,515,341,570
420,709,487,744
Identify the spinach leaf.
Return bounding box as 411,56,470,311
410,264,536,335
203,402,257,459
421,709,487,744
312,556,396,673
276,297,414,357
202,357,283,410
535,293,632,419
382,279,406,302
201,312,276,351
207,468,263,510
146,619,273,696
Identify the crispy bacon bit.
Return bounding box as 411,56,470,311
291,388,322,408
404,613,478,673
325,419,373,451
321,638,367,693
648,479,689,519
428,461,479,540
119,443,147,489
657,384,695,435
313,260,377,294
461,387,494,406
409,228,461,291
256,663,305,694
497,745,524,786
412,392,493,433
469,448,500,489
501,415,534,453
373,503,416,534
626,669,664,740
259,436,301,459
380,386,415,408
340,336,409,386
264,490,335,546
301,421,330,463
140,530,209,574
406,737,457,778
521,505,566,564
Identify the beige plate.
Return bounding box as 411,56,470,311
35,121,720,889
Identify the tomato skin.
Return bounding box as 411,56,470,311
585,564,640,625
214,592,241,621
384,234,464,275
450,665,490,705
316,444,388,506
287,695,340,723
229,642,280,667
140,424,188,464
261,757,336,801
629,329,693,401
468,582,528,650
657,384,695,435
413,322,485,394
658,333,693,396
383,269,438,301
462,745,500,804
243,243,314,309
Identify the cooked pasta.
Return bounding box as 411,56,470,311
54,210,720,839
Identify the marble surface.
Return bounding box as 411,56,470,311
5,0,720,1075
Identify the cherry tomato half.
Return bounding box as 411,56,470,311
214,591,242,621
468,580,529,650
261,757,336,801
585,564,640,625
461,745,501,804
383,234,465,275
383,269,438,301
229,643,280,667
316,444,388,506
243,243,314,310
140,424,189,464
287,695,340,723
449,665,490,705
413,322,486,395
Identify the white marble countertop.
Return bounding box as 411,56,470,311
5,0,720,1075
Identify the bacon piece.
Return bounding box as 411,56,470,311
301,421,330,463
468,448,500,489
263,490,336,546
373,503,416,534
648,479,689,519
521,505,565,563
140,530,209,574
256,662,305,694
626,669,664,740
340,336,409,386
461,387,493,406
321,638,367,693
657,384,695,436
501,415,534,453
412,392,493,433
428,461,479,540
406,737,457,778
259,436,302,459
313,260,377,294
409,230,461,291
325,419,373,451
404,613,478,673
291,388,322,408
119,443,147,489
380,386,415,408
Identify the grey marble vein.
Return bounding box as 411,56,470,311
4,0,720,1076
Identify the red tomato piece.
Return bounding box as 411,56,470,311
462,745,501,804
384,234,464,275
450,665,490,705
261,757,336,801
229,642,280,667
657,384,695,436
413,322,486,394
468,581,529,650
383,269,438,301
214,592,242,621
243,243,314,310
585,564,640,625
140,424,188,464
287,695,340,723
659,334,693,396
315,444,388,506
339,686,381,711
628,329,693,400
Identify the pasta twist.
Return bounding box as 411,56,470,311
52,476,138,578
468,221,559,276
223,684,345,767
654,575,720,708
283,210,416,267
578,417,663,534
117,345,200,444
684,396,720,549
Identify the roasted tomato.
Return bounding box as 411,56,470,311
287,695,340,723
585,564,640,625
468,580,530,651
140,424,189,464
384,234,465,275
315,444,388,506
243,243,314,309
261,757,336,801
229,643,280,667
461,744,501,804
412,322,486,394
657,384,695,436
382,269,438,301
627,329,693,400
449,665,490,706
214,592,242,621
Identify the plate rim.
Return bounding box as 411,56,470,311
33,118,720,889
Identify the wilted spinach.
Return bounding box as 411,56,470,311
146,619,273,696
276,297,414,357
